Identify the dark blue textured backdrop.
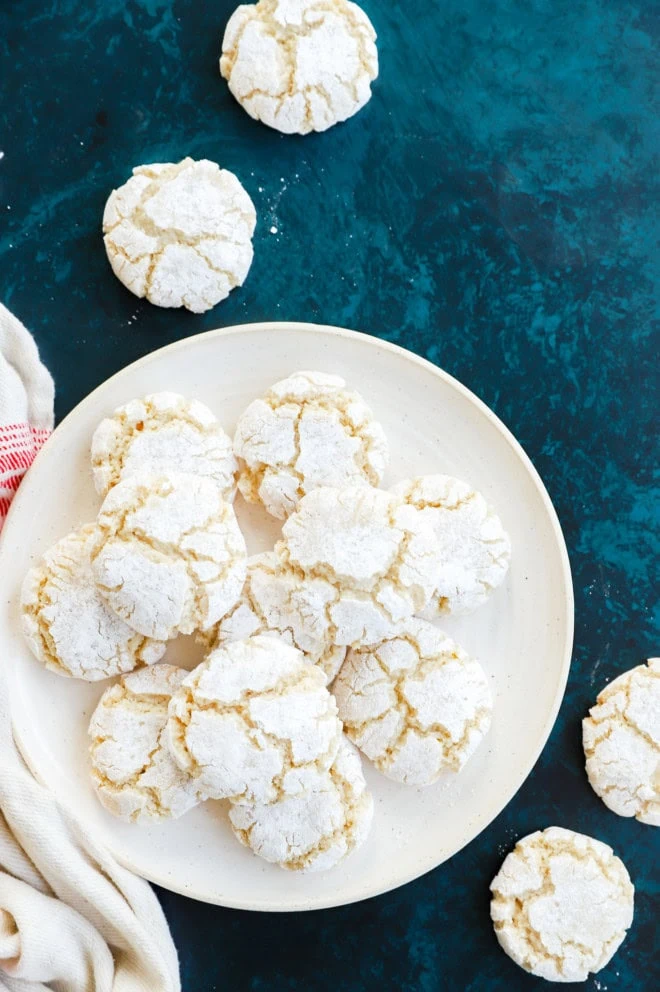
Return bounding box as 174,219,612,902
1,1,658,989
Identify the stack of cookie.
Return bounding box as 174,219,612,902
20,370,514,872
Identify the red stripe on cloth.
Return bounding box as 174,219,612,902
0,422,51,530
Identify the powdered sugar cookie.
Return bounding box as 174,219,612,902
167,635,342,803
91,471,246,640
490,827,634,983
229,736,373,872
220,0,378,135
583,658,659,825
391,475,511,616
21,525,165,681
89,664,201,822
213,551,346,683
333,619,492,785
234,371,388,519
278,486,441,644
91,392,237,500
103,158,256,313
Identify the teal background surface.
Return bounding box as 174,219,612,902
1,0,658,988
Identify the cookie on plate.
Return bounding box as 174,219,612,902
167,635,342,803
333,619,492,785
391,474,511,616
91,392,237,500
21,524,165,680
278,485,441,644
234,371,388,519
229,736,373,872
220,0,378,134
490,826,634,983
89,664,201,822
91,471,246,640
212,551,346,683
103,158,256,313
583,658,659,825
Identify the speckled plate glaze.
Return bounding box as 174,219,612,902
1,322,573,911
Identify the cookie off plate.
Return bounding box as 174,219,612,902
0,322,573,910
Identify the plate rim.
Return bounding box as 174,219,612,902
3,320,574,911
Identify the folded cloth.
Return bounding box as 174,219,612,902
0,303,181,992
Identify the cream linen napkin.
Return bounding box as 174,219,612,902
0,303,181,992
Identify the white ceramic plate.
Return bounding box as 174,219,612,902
0,322,573,911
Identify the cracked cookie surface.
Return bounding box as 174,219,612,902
91,470,247,640
278,485,441,644
21,524,165,681
390,475,511,616
234,370,388,519
229,736,373,871
490,826,634,983
91,391,237,500
89,664,202,822
333,619,492,785
167,635,343,802
103,158,256,313
213,551,346,682
583,658,660,826
220,0,378,134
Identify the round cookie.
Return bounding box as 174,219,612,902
91,471,246,640
333,619,492,785
167,635,342,803
234,371,388,519
103,158,256,313
390,474,511,616
213,551,346,683
21,525,165,681
220,0,378,135
583,658,659,825
490,826,634,983
89,665,201,822
278,485,441,643
91,392,237,500
229,737,373,872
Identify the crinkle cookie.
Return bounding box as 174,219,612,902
213,552,346,683
91,471,247,640
103,158,256,313
278,486,441,644
583,658,660,826
490,827,634,983
229,737,373,872
220,0,378,135
234,371,388,519
21,525,165,681
390,475,511,616
167,635,342,802
91,392,237,500
333,619,492,785
89,665,201,822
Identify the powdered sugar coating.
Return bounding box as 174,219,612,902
333,619,492,785
234,371,388,519
213,552,346,682
103,158,256,313
390,475,511,616
279,486,441,642
229,736,373,871
220,0,378,135
91,392,237,500
91,471,247,640
490,827,634,983
583,658,660,826
167,635,342,802
21,525,165,681
89,664,201,822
